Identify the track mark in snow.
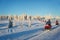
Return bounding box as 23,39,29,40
25,30,50,40
29,25,60,40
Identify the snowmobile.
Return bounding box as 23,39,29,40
44,24,51,31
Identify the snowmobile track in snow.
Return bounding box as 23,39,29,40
25,25,60,40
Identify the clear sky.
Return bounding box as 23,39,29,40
0,0,60,16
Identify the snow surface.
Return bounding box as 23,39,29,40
0,20,60,40
29,25,60,40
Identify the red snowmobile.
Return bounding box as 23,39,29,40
45,24,51,30
44,19,52,30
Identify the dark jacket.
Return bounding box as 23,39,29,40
46,19,51,27
9,20,13,28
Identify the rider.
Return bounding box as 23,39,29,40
56,20,59,25
45,19,52,29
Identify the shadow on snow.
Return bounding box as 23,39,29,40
0,23,8,27
0,28,43,40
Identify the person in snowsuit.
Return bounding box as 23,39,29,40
56,20,59,25
8,19,13,32
9,19,13,28
45,19,52,30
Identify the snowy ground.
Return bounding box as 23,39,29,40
0,20,60,40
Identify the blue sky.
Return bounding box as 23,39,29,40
0,0,60,16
